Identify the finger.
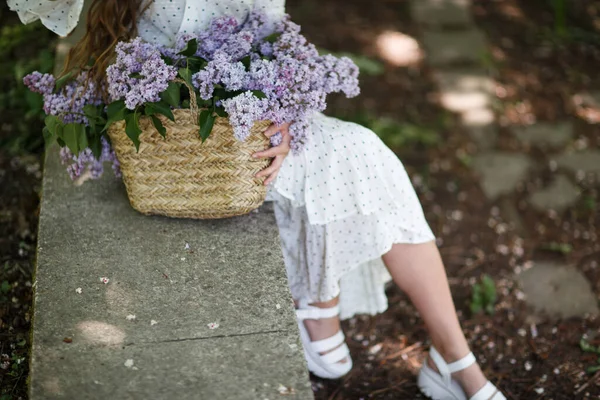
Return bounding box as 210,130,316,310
253,144,290,159
263,123,283,138
255,155,284,178
263,169,280,186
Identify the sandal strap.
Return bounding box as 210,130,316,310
310,330,346,354
469,381,504,400
429,347,477,387
295,304,340,321
319,342,350,364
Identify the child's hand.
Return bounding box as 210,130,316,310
253,122,292,185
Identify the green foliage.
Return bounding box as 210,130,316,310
540,242,573,255
541,0,600,46
470,274,497,315
337,111,441,149
580,337,600,374
0,20,55,154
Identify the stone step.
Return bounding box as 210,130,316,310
31,143,313,400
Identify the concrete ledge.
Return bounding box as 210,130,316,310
30,143,313,399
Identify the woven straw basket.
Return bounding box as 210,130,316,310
107,81,271,219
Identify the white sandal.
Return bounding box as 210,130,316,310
418,346,506,400
294,299,353,379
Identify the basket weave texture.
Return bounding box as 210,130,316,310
107,84,271,219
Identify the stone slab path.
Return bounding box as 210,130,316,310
410,0,599,320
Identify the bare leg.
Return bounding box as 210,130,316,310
381,241,488,397
293,296,350,364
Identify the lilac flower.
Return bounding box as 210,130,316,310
23,71,55,95
37,71,103,125
219,30,254,60
59,136,121,181
106,37,177,110
221,91,268,141
195,16,240,59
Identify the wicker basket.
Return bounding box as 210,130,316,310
107,81,271,219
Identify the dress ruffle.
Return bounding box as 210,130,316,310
266,112,435,320
7,0,84,37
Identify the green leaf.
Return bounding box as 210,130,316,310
187,56,208,70
89,134,103,159
177,38,198,57
241,55,251,71
104,100,127,131
160,82,180,108
145,101,175,121
128,72,144,79
62,123,86,154
214,106,227,118
178,68,193,87
44,115,61,135
198,110,215,142
264,32,281,43
580,338,600,354
42,127,55,146
251,90,267,99
55,70,74,91
150,115,166,138
125,111,142,152
1,281,10,294
586,364,600,374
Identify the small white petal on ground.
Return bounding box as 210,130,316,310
524,361,533,371
99,277,110,284
75,288,82,294
276,303,281,309
207,322,219,329
368,343,383,355
150,320,158,326
126,315,136,321
124,359,134,368
181,257,186,261
534,388,544,394
185,243,190,250
277,384,296,395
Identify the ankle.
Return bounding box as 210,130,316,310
432,343,472,364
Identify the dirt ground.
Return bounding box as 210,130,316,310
1,0,599,399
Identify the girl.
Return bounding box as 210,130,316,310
8,1,506,399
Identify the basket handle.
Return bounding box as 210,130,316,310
173,78,199,122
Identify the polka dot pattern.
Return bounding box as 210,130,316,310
265,112,435,321
8,0,84,37
8,0,285,46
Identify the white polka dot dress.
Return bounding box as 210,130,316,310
8,0,436,321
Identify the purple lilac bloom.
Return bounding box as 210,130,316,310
195,16,240,59
106,37,177,110
59,136,121,181
221,91,269,141
174,10,359,153
36,71,103,125
23,71,55,95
